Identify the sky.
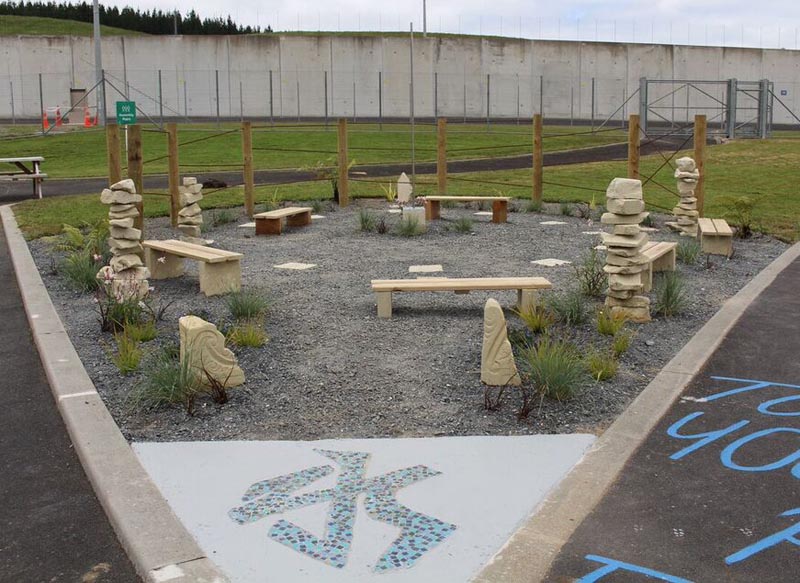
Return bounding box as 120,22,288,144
129,0,799,49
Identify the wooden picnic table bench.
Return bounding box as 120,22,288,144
254,206,313,235
370,276,552,318
143,239,243,296
0,156,46,199
422,196,511,224
697,218,733,257
640,241,678,292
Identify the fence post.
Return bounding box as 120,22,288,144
627,113,640,179
533,114,543,203
126,124,144,237
694,114,707,217
437,117,447,194
242,121,255,218
337,118,349,207
106,123,122,186
167,123,180,227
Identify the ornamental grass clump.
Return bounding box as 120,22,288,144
395,215,424,237
654,271,687,317
548,290,589,326
226,289,269,321
575,248,607,298
130,351,202,415
453,217,474,233
585,348,619,381
677,239,702,265
520,337,585,401
62,251,103,292
513,302,555,334
612,330,633,357
358,209,376,232
596,309,627,336
227,319,267,348
110,330,142,375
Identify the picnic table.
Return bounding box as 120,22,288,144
0,157,46,199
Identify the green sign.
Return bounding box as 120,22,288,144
116,101,136,125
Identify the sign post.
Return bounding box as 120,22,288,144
116,100,136,159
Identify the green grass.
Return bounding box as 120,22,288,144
0,15,144,36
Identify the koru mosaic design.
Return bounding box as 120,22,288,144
228,449,457,572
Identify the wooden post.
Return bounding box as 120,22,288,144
242,121,255,218
337,118,349,207
106,123,121,186
627,114,640,179
167,123,180,227
533,114,543,204
126,124,144,236
437,117,447,194
694,114,707,218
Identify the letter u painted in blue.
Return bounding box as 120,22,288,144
667,412,750,461
578,555,694,582
720,427,800,478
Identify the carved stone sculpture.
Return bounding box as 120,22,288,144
179,315,245,388
666,157,700,236
481,298,521,386
397,172,413,204
177,176,206,244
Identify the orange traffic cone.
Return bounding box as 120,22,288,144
93,110,99,126
55,107,63,127
42,110,50,130
83,107,92,128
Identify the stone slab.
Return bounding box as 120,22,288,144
408,264,443,274
310,215,326,220
581,231,604,235
238,222,257,228
539,221,568,226
531,258,572,267
133,435,594,583
274,262,317,270
473,211,494,216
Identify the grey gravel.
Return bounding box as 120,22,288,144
28,201,789,442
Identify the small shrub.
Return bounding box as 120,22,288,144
654,271,687,317
310,199,324,214
520,337,585,402
379,183,396,203
453,217,473,233
227,319,267,347
525,199,543,213
262,187,281,211
62,251,102,292
548,290,589,326
226,290,269,321
130,352,201,414
677,239,702,265
395,216,424,237
612,330,633,357
209,208,236,227
358,209,376,232
575,248,607,298
596,309,627,336
514,303,554,334
641,214,656,228
96,290,148,332
376,217,389,234
126,319,158,342
110,331,141,375
574,203,591,219
724,195,757,239
586,348,619,381
560,202,573,216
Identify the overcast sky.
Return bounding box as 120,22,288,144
129,0,799,49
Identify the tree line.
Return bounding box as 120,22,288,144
0,1,272,34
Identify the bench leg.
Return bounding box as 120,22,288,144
145,248,184,279
651,250,676,273
492,200,508,223
287,211,311,227
702,235,733,257
199,260,241,297
256,218,282,236
425,200,441,221
640,265,654,293
376,291,393,319
517,289,536,312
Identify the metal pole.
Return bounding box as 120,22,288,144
434,72,438,120
241,81,245,122
93,0,105,125
38,73,45,135
352,82,356,122
158,69,164,127
591,77,595,130
297,80,301,122
423,0,427,36
486,73,490,128
539,75,543,116
570,86,574,126
215,69,220,128
516,74,520,125
410,23,415,188
183,79,188,117
324,71,329,126
269,70,274,125
378,71,382,129
10,80,15,125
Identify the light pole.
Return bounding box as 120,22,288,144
423,0,427,37
92,0,105,125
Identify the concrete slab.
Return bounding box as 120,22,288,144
274,262,317,270
531,258,572,267
473,211,493,216
238,222,256,228
311,215,325,220
540,221,567,226
594,245,607,251
408,264,443,274
134,435,594,583
582,231,603,235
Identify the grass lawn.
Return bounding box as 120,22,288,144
0,15,142,36
0,122,626,179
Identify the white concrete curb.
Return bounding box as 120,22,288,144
475,241,800,583
1,205,229,583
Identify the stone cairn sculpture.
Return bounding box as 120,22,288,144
666,157,700,236
481,298,521,386
179,315,245,388
601,178,651,323
177,176,204,244
97,179,150,300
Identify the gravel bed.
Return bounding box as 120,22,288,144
27,201,788,442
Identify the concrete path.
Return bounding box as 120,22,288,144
543,255,800,582
0,220,139,582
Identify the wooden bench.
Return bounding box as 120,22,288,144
0,156,46,199
254,206,312,235
143,239,243,297
423,196,511,224
698,218,733,257
370,276,552,318
640,241,678,292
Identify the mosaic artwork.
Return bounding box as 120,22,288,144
228,449,457,572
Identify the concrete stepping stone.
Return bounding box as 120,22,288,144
274,262,317,270
540,221,568,226
594,244,607,251
531,258,572,267
238,222,256,228
388,209,402,214
473,211,493,216
582,231,603,235
409,264,443,274
311,215,325,220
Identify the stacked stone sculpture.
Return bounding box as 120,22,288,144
179,315,245,388
601,178,651,323
481,298,521,386
666,157,700,236
177,176,204,243
97,178,150,300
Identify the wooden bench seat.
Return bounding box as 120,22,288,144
370,276,552,318
640,241,677,292
423,196,511,224
143,239,243,296
698,217,733,257
254,206,312,235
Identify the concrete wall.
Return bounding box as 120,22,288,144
0,34,798,125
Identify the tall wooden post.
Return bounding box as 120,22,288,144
126,124,143,236
533,114,543,204
437,117,447,194
242,121,255,217
166,123,180,227
106,123,121,186
694,114,707,218
337,118,349,207
627,114,640,179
